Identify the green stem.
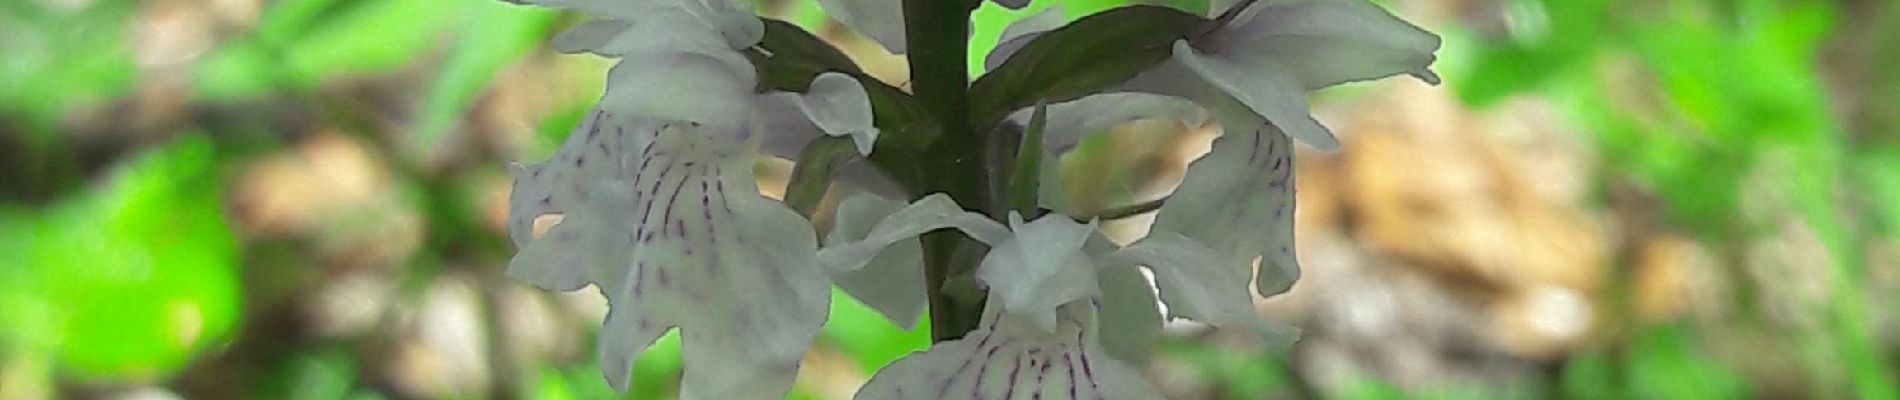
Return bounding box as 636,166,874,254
904,0,988,342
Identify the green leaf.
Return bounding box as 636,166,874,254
1006,102,1047,216
968,6,1207,126
783,136,861,218
0,135,242,380
0,2,139,138
754,19,929,148
414,2,558,148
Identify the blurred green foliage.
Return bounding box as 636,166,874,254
1,135,241,380
1449,0,1900,397
1,0,1896,397
0,0,138,140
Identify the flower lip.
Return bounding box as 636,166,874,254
508,114,832,397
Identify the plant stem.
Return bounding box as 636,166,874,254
904,0,988,342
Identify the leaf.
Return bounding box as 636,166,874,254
784,136,861,217
281,0,459,88
413,2,558,148
0,135,242,379
1006,102,1047,216
968,6,1207,125
754,19,931,148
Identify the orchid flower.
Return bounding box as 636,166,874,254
499,0,1440,397
840,201,1289,399
993,0,1441,299
502,0,882,397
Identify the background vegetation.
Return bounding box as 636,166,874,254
3,0,1898,398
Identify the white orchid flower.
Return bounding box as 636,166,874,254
831,195,1290,399
853,298,1164,400
502,0,884,397
991,0,1440,298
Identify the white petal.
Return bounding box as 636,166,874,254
506,109,624,263
983,6,1065,72
550,19,632,54
855,299,1164,400
1168,40,1338,150
556,4,744,57
529,0,761,50
797,73,880,155
824,192,929,329
1216,0,1441,88
1094,263,1161,363
753,73,879,156
601,52,756,134
1149,115,1302,299
1010,92,1207,156
817,0,907,54
976,214,1100,332
819,193,1010,274
508,116,829,398
1114,232,1297,344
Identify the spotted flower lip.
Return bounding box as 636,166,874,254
508,114,832,399
853,298,1165,400
851,211,1291,400
501,0,881,397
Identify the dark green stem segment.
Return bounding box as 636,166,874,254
904,0,988,342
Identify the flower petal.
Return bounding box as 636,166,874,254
752,91,906,199
1115,232,1297,345
601,52,757,133
854,299,1164,400
1094,263,1161,362
508,116,829,398
976,214,1100,332
793,72,880,155
824,192,930,329
1215,0,1441,88
1149,114,1303,300
550,19,631,54
817,0,907,54
752,72,879,175
819,193,1011,274
1166,40,1337,150
1010,92,1207,156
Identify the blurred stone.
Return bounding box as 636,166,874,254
1491,284,1593,357
229,131,424,272
131,0,212,68
498,284,580,366
382,275,491,399
204,0,261,29
231,132,388,235
795,347,868,400
1632,234,1723,322
1291,235,1546,397
104,387,183,400
302,270,398,339
1327,81,1607,358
